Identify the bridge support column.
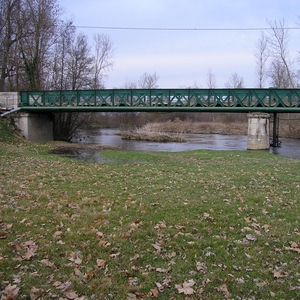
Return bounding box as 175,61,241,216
13,112,53,142
247,112,270,150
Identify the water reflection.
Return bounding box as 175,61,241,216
71,128,300,160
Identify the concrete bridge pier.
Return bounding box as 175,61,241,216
247,112,270,150
13,112,54,142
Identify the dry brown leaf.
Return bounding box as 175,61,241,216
74,268,82,277
121,231,131,239
69,251,82,265
155,282,164,292
30,287,46,300
96,259,106,269
245,234,257,242
127,293,137,299
110,252,120,259
21,240,38,260
289,241,298,248
0,231,8,239
128,277,139,287
2,284,20,299
273,270,283,279
64,290,79,299
155,267,170,273
196,262,207,274
40,259,56,269
217,283,230,299
244,216,251,223
53,231,63,238
176,279,196,295
152,243,162,254
98,240,110,247
284,246,300,254
149,287,159,297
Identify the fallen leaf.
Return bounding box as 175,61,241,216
74,268,82,277
152,243,162,254
2,284,20,298
40,259,56,269
127,293,137,299
245,234,257,242
0,231,8,239
155,282,164,292
156,267,170,273
53,231,63,238
21,240,38,260
128,277,139,286
110,252,120,259
196,262,207,274
244,216,251,223
121,231,131,239
217,283,230,299
64,290,79,299
289,241,298,248
30,287,46,300
69,251,82,265
96,259,106,269
149,287,159,297
273,270,283,279
175,279,196,295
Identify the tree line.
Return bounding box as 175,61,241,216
0,0,114,92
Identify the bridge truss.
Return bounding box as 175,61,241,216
20,88,300,112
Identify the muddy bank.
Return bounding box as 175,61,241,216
48,141,120,155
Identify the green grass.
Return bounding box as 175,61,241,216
1,127,300,299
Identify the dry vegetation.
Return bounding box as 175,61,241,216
141,119,248,136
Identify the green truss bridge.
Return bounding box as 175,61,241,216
20,88,300,113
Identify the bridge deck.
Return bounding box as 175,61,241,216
20,88,300,112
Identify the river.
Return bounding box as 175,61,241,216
70,128,300,161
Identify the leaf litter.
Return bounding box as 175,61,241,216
1,144,300,298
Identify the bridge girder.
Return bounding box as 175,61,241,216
20,88,300,113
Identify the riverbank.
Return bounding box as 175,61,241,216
140,119,248,135
115,127,187,143
1,119,300,299
115,120,247,143
116,117,300,142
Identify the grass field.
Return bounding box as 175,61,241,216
1,119,300,299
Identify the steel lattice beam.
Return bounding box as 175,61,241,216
20,88,300,113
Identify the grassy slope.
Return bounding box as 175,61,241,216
0,121,300,299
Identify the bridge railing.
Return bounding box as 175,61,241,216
20,88,300,112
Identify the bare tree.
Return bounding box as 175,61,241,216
138,72,159,88
0,0,22,91
66,32,93,90
225,72,244,88
206,69,217,88
92,33,114,89
19,0,62,90
268,59,290,88
267,19,295,88
46,20,74,90
254,32,269,88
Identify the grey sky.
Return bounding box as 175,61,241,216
59,0,300,88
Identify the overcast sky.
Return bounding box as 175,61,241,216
59,0,300,89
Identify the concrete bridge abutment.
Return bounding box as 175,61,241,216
0,92,53,142
13,112,54,142
247,112,270,150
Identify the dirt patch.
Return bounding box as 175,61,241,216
48,141,120,154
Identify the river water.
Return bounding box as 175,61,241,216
70,128,300,161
